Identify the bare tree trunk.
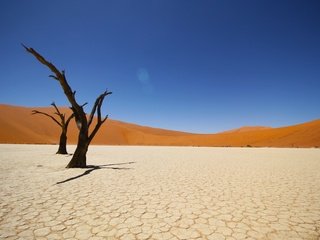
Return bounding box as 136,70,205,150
56,130,68,154
66,125,89,168
67,140,88,168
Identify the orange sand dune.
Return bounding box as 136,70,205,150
0,104,319,147
221,126,272,134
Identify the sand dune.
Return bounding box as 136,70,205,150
0,104,319,147
221,126,272,134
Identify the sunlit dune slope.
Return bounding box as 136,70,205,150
0,104,193,145
0,104,319,147
221,126,272,134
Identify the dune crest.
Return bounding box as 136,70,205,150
221,126,272,134
0,104,319,147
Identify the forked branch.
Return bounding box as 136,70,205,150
51,102,63,117
32,110,62,127
88,90,112,142
88,90,112,127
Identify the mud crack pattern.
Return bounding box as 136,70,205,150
0,145,320,239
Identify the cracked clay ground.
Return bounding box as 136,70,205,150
0,145,320,240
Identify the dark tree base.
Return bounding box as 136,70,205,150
56,150,68,155
56,133,68,155
66,142,88,168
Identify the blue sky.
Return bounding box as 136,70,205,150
1,0,320,133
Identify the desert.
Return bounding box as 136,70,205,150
2,1,320,239
1,104,320,148
1,144,320,239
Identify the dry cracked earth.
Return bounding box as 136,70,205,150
0,145,320,240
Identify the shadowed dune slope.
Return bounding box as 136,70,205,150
0,104,319,147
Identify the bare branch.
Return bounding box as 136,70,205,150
31,110,62,127
88,90,112,128
101,114,109,124
81,102,88,108
51,102,62,116
65,112,75,128
88,91,112,142
22,44,64,81
49,75,58,80
23,44,85,122
87,96,100,127
97,97,103,122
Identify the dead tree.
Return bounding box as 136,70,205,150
24,45,112,168
32,102,74,154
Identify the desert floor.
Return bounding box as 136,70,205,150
0,145,320,240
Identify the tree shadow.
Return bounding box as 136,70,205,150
63,153,73,156
56,162,135,185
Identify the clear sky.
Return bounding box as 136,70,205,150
1,0,320,133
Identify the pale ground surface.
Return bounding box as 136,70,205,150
0,145,320,240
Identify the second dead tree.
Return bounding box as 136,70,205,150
32,102,74,154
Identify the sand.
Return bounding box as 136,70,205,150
1,144,320,239
1,104,320,147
